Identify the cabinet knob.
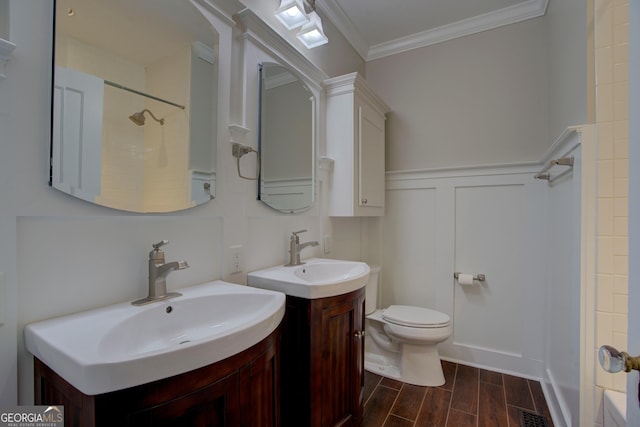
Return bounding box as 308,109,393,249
354,330,365,339
361,199,368,205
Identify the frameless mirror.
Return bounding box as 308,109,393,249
258,63,315,213
50,0,218,213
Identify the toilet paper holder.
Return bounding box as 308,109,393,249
453,272,486,282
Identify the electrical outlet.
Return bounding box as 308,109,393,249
229,245,243,274
323,235,332,254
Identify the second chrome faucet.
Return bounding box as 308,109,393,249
132,240,189,306
285,230,319,266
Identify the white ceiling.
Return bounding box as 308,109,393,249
316,0,549,60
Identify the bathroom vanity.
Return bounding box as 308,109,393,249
247,259,370,427
281,288,365,427
25,281,285,427
33,328,280,427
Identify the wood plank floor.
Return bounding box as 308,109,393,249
361,361,554,427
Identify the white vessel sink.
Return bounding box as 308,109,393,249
24,281,285,395
248,258,370,299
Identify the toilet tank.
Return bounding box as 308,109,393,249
365,265,381,315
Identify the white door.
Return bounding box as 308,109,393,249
627,1,639,424
51,66,103,202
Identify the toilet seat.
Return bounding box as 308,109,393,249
382,305,450,328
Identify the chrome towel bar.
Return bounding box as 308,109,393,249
534,156,574,183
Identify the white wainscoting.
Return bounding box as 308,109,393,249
383,128,591,427
542,128,591,427
454,184,527,357
383,164,549,379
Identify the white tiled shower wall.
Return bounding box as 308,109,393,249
594,0,629,423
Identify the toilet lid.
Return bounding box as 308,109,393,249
382,305,450,327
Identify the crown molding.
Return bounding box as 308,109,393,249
324,72,390,114
0,37,16,80
319,0,548,62
315,0,369,60
368,0,548,60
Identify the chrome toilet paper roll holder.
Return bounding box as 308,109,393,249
453,272,486,282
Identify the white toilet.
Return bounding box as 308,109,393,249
364,266,452,386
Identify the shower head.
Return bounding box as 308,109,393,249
129,109,165,126
128,111,146,126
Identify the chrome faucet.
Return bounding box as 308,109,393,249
285,230,319,266
132,240,189,306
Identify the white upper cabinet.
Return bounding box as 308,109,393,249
325,72,389,216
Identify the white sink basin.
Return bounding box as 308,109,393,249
24,281,285,395
248,258,370,299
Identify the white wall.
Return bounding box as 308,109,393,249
543,129,593,427
546,0,590,141
0,0,16,402
365,17,550,171
0,1,8,40
1,1,54,404
543,161,580,423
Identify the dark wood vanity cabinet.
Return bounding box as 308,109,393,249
34,327,280,427
281,288,366,427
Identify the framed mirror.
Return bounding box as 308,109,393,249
258,63,315,213
50,0,218,213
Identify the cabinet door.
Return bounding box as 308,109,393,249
126,373,240,427
34,359,97,427
239,341,280,427
318,293,365,427
354,293,366,412
358,101,385,209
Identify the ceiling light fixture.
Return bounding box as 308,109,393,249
274,0,308,30
296,10,328,49
274,0,328,49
